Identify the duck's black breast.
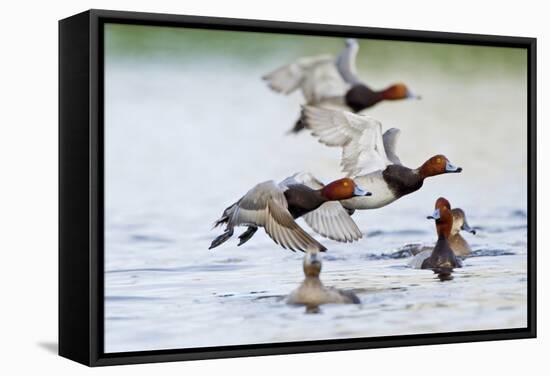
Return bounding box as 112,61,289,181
345,84,381,112
283,185,325,219
422,236,461,271
382,165,424,198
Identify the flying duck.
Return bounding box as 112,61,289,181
209,174,370,252
262,38,419,133
293,106,462,242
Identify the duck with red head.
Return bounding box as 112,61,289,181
292,107,462,242
262,38,420,133
209,174,371,252
421,197,463,277
345,82,419,113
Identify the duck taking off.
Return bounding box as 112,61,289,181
296,106,462,241
286,252,360,308
262,38,419,133
209,175,371,252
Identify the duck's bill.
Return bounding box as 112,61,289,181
462,222,477,235
307,252,322,265
406,90,421,100
445,161,462,173
427,208,441,220
354,185,372,196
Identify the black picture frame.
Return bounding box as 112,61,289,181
59,9,537,367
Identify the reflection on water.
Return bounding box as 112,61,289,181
104,25,528,353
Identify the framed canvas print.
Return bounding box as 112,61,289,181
59,9,536,366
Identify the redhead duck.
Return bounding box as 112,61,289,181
286,252,360,307
262,39,419,133
420,198,463,275
209,175,371,252
408,207,476,268
294,106,462,241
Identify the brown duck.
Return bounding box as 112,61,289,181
286,252,360,307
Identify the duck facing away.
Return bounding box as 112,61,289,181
420,197,463,275
286,252,360,308
262,39,419,133
294,106,462,242
209,175,371,252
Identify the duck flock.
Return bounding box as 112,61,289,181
209,39,478,309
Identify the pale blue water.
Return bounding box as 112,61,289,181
103,27,528,353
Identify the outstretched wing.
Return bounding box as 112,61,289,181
301,106,396,176
382,128,402,165
286,172,363,243
279,171,325,190
263,55,349,104
262,55,332,95
233,181,327,252
303,202,363,243
335,39,361,85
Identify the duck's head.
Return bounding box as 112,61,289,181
303,252,322,277
321,178,372,201
382,83,421,100
418,154,462,178
451,208,476,235
427,197,453,238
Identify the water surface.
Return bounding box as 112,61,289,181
104,25,528,353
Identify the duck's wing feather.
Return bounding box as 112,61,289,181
303,202,363,243
263,55,349,104
382,128,402,165
280,171,325,190
335,39,361,85
302,106,394,176
283,172,363,243
262,55,332,95
233,181,327,252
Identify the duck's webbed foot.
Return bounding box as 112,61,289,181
238,226,258,246
209,228,234,250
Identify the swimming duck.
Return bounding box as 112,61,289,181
407,207,476,267
448,208,476,256
293,106,462,241
420,197,463,274
262,38,419,133
286,252,360,307
209,174,371,252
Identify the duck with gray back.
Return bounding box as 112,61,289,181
209,174,371,252
290,107,462,243
262,39,420,133
286,252,360,309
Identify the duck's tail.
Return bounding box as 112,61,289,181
287,113,307,134
212,202,238,229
